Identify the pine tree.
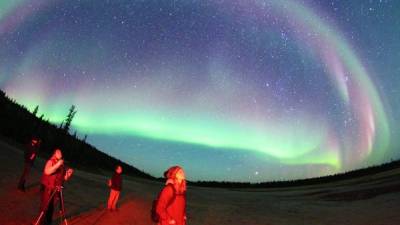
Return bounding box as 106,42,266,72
63,105,77,133
32,105,39,116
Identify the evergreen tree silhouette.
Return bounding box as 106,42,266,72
32,105,39,117
63,105,77,133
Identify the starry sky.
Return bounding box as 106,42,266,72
1,0,399,182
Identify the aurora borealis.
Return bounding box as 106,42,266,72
1,0,399,182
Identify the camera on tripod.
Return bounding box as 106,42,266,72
55,185,64,192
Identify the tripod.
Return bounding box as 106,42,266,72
33,186,68,225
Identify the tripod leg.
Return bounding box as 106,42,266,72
59,188,68,225
33,188,58,225
33,211,45,225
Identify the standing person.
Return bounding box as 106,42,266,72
155,166,187,225
107,165,123,211
36,148,73,225
17,137,41,192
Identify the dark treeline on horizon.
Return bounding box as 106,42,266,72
189,159,400,188
0,89,154,179
1,88,399,188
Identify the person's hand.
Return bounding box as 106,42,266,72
66,168,74,175
57,159,64,166
65,168,74,181
168,219,176,224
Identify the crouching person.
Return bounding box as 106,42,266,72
154,166,187,225
34,148,73,225
107,165,123,211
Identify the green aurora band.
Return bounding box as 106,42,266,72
0,0,392,175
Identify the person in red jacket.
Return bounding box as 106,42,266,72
17,137,41,191
156,166,187,225
107,165,123,211
36,148,73,225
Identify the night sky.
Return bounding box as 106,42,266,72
1,0,399,182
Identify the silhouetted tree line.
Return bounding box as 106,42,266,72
187,159,398,188
188,161,400,189
1,88,399,188
0,89,153,179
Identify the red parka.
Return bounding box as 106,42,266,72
156,184,186,225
